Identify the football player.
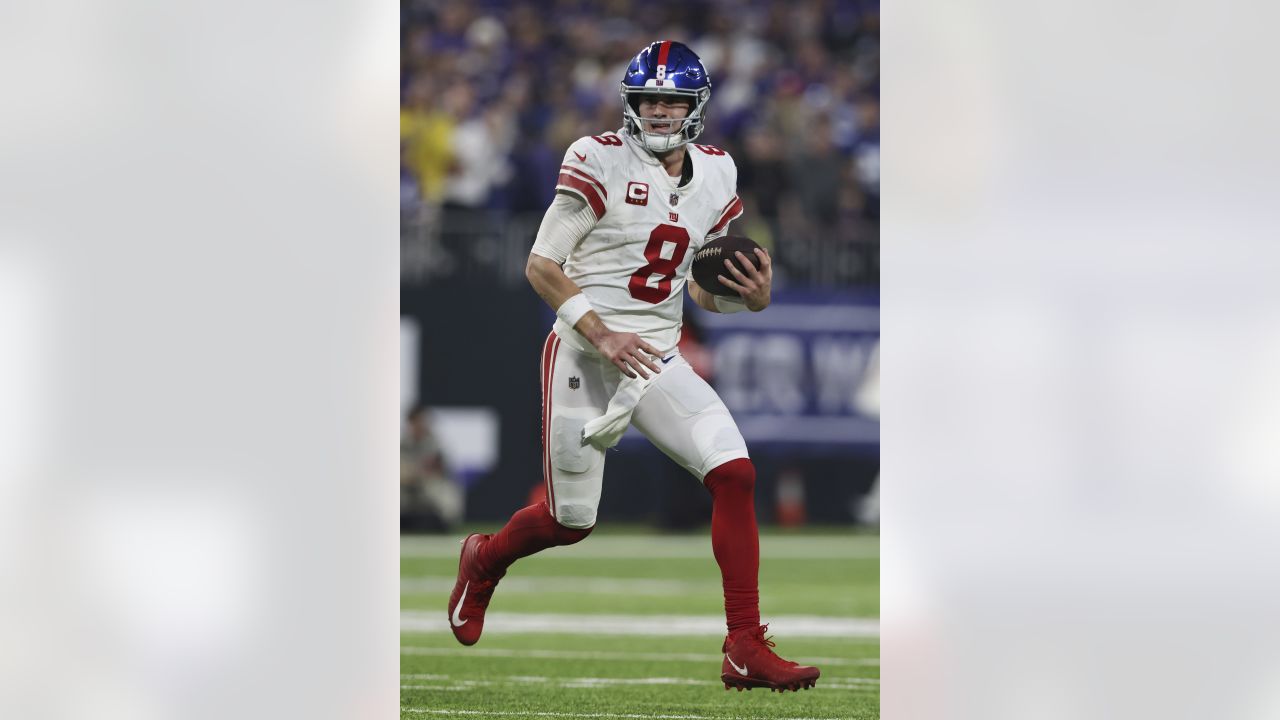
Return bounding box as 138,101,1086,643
447,40,820,692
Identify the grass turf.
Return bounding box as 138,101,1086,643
401,530,879,719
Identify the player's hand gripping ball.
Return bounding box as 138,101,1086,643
691,235,764,297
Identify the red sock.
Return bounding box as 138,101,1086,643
477,500,592,577
704,458,761,634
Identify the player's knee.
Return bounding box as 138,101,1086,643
539,500,593,544
553,504,597,540
704,458,755,498
547,502,591,540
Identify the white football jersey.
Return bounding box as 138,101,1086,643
552,129,744,355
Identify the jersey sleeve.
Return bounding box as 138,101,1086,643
706,155,744,240
530,192,597,265
556,137,612,221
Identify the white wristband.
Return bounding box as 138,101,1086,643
713,294,748,314
556,293,595,328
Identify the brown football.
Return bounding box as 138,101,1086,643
691,235,763,297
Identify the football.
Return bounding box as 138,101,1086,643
691,235,763,297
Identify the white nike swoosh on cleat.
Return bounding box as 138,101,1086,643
726,654,748,675
451,582,469,627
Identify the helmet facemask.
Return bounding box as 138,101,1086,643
621,86,711,153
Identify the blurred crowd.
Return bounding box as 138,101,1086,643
401,0,879,284
401,406,465,531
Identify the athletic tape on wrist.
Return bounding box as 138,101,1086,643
713,294,749,314
556,293,595,328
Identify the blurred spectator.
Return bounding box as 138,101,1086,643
790,114,842,232
400,75,456,206
401,141,423,217
738,127,789,254
401,406,464,532
440,92,514,260
441,90,513,210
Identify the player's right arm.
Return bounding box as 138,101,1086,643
527,191,663,379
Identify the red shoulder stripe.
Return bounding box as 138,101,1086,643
557,173,607,219
559,164,607,198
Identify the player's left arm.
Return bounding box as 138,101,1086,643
687,281,720,312
689,153,772,312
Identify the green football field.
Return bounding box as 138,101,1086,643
401,529,880,720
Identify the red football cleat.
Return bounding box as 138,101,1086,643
720,624,821,692
446,533,503,646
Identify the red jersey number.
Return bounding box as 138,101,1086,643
694,144,725,156
628,224,691,304
591,134,623,146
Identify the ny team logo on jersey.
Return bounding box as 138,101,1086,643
626,181,649,206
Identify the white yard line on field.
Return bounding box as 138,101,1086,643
400,674,876,692
400,646,878,666
401,611,879,638
401,576,720,596
401,685,469,692
401,709,853,720
401,535,878,560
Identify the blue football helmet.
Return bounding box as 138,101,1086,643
620,41,712,153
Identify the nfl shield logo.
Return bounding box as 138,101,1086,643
568,376,580,390
669,193,679,206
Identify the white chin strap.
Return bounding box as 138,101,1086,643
623,106,704,153
638,129,689,152
629,115,698,152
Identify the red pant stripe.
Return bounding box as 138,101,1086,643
542,330,558,509
541,332,561,513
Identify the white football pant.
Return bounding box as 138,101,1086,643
539,330,749,529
